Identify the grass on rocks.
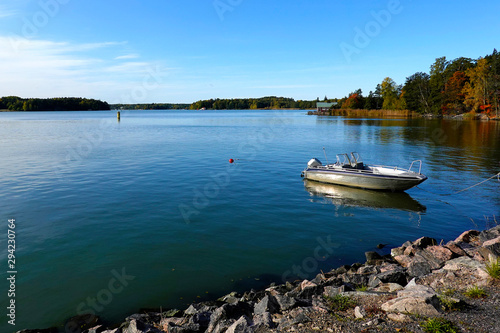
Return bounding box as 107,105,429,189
323,294,357,312
485,257,500,280
463,285,488,299
420,317,458,333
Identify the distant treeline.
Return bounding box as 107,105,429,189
110,103,190,110
0,96,110,111
190,96,317,110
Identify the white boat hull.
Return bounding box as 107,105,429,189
302,166,427,192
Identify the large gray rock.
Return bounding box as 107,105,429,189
376,267,408,285
381,281,441,317
254,295,279,315
207,302,252,333
184,303,216,316
442,257,486,271
479,236,500,260
365,251,383,265
413,237,438,249
274,294,297,312
87,326,106,333
253,311,275,329
225,316,252,333
407,259,432,277
479,226,500,243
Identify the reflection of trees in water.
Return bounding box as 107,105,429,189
320,118,500,171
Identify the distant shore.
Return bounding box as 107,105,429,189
308,108,500,120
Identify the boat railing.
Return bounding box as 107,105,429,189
408,160,423,174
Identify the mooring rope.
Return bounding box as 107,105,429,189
417,171,500,196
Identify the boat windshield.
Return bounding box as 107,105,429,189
335,154,351,166
335,152,364,169
350,152,363,164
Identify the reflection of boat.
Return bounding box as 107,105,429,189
301,152,427,192
303,179,426,213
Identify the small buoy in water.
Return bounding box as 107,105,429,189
229,159,234,164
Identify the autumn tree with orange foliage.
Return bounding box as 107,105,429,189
442,71,468,114
341,91,364,109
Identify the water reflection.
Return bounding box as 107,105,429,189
304,179,426,213
315,117,500,171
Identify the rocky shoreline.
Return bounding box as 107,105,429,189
18,225,500,333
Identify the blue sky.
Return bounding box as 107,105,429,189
0,0,499,103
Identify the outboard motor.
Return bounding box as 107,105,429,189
307,158,322,168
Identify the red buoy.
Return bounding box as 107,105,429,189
229,159,234,164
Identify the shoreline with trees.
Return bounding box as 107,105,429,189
0,96,110,111
3,50,498,118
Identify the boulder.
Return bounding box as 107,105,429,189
274,294,297,312
407,256,432,277
207,302,253,333
323,284,353,298
387,313,411,322
455,230,480,243
365,251,383,265
184,303,216,316
454,241,482,258
479,226,500,243
334,265,350,275
381,282,441,317
367,275,382,288
442,257,486,271
478,236,500,261
218,292,240,304
376,267,408,286
289,307,312,325
391,246,406,257
87,326,106,333
393,255,413,267
254,295,280,315
342,273,369,287
358,264,380,275
253,311,275,329
374,283,404,293
122,319,162,333
424,245,456,263
445,241,468,257
225,316,252,333
297,280,320,299
414,237,437,249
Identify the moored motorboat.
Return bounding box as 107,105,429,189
301,152,427,192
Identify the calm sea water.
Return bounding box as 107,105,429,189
1,110,499,331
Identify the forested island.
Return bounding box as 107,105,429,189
0,96,110,111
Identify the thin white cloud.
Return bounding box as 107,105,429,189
115,54,140,60
0,5,16,18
